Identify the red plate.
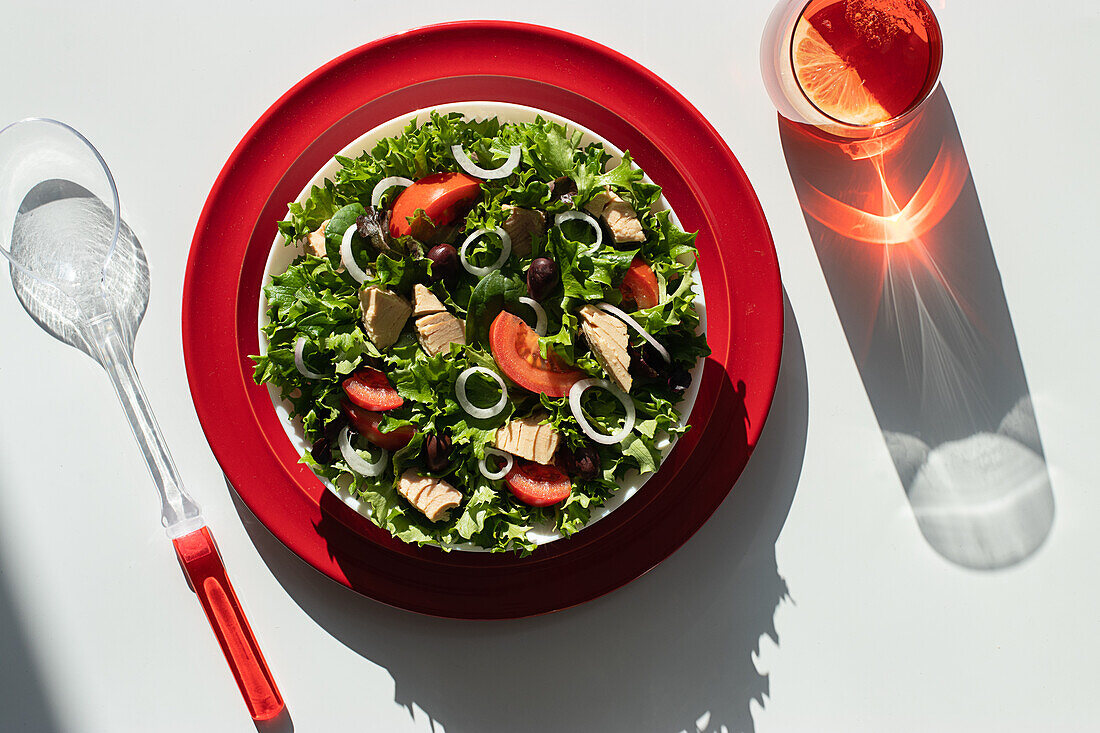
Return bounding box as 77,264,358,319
183,21,782,619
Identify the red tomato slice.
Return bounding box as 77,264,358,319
505,462,572,506
389,171,481,239
342,368,404,411
620,258,659,309
489,311,584,398
340,400,414,450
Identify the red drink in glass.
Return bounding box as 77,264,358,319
762,0,943,137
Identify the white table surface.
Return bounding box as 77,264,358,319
1,2,1097,731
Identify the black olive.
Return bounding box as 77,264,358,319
668,368,692,396
573,444,601,480
629,343,668,381
424,433,453,472
526,257,559,300
426,243,460,284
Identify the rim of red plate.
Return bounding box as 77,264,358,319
182,20,783,619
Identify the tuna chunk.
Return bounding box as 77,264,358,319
501,205,546,258
578,304,632,392
584,186,646,243
397,470,462,522
416,311,466,356
494,413,561,465
412,283,447,316
304,219,330,258
359,286,411,351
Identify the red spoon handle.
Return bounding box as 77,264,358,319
173,526,284,721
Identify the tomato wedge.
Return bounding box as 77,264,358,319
505,462,572,507
389,171,481,239
489,311,584,398
342,368,403,411
620,258,659,309
340,400,414,450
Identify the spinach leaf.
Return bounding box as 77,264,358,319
325,203,365,242
464,270,527,348
324,203,367,265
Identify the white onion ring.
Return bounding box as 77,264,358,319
595,302,670,363
451,144,521,180
370,176,413,208
455,366,509,419
459,227,511,277
568,378,636,445
517,296,547,336
479,448,514,481
341,223,370,284
338,427,389,476
293,336,325,379
554,210,603,250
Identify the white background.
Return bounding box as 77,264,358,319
1,1,1097,732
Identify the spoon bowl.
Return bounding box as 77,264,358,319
10,179,148,356
0,118,145,355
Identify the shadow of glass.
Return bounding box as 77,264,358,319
779,86,1053,569
228,294,807,733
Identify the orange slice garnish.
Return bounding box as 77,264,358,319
793,19,890,126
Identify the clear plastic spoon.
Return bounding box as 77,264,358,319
0,118,283,722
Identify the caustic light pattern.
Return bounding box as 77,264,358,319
781,96,1054,569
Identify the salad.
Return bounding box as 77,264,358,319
252,111,709,554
